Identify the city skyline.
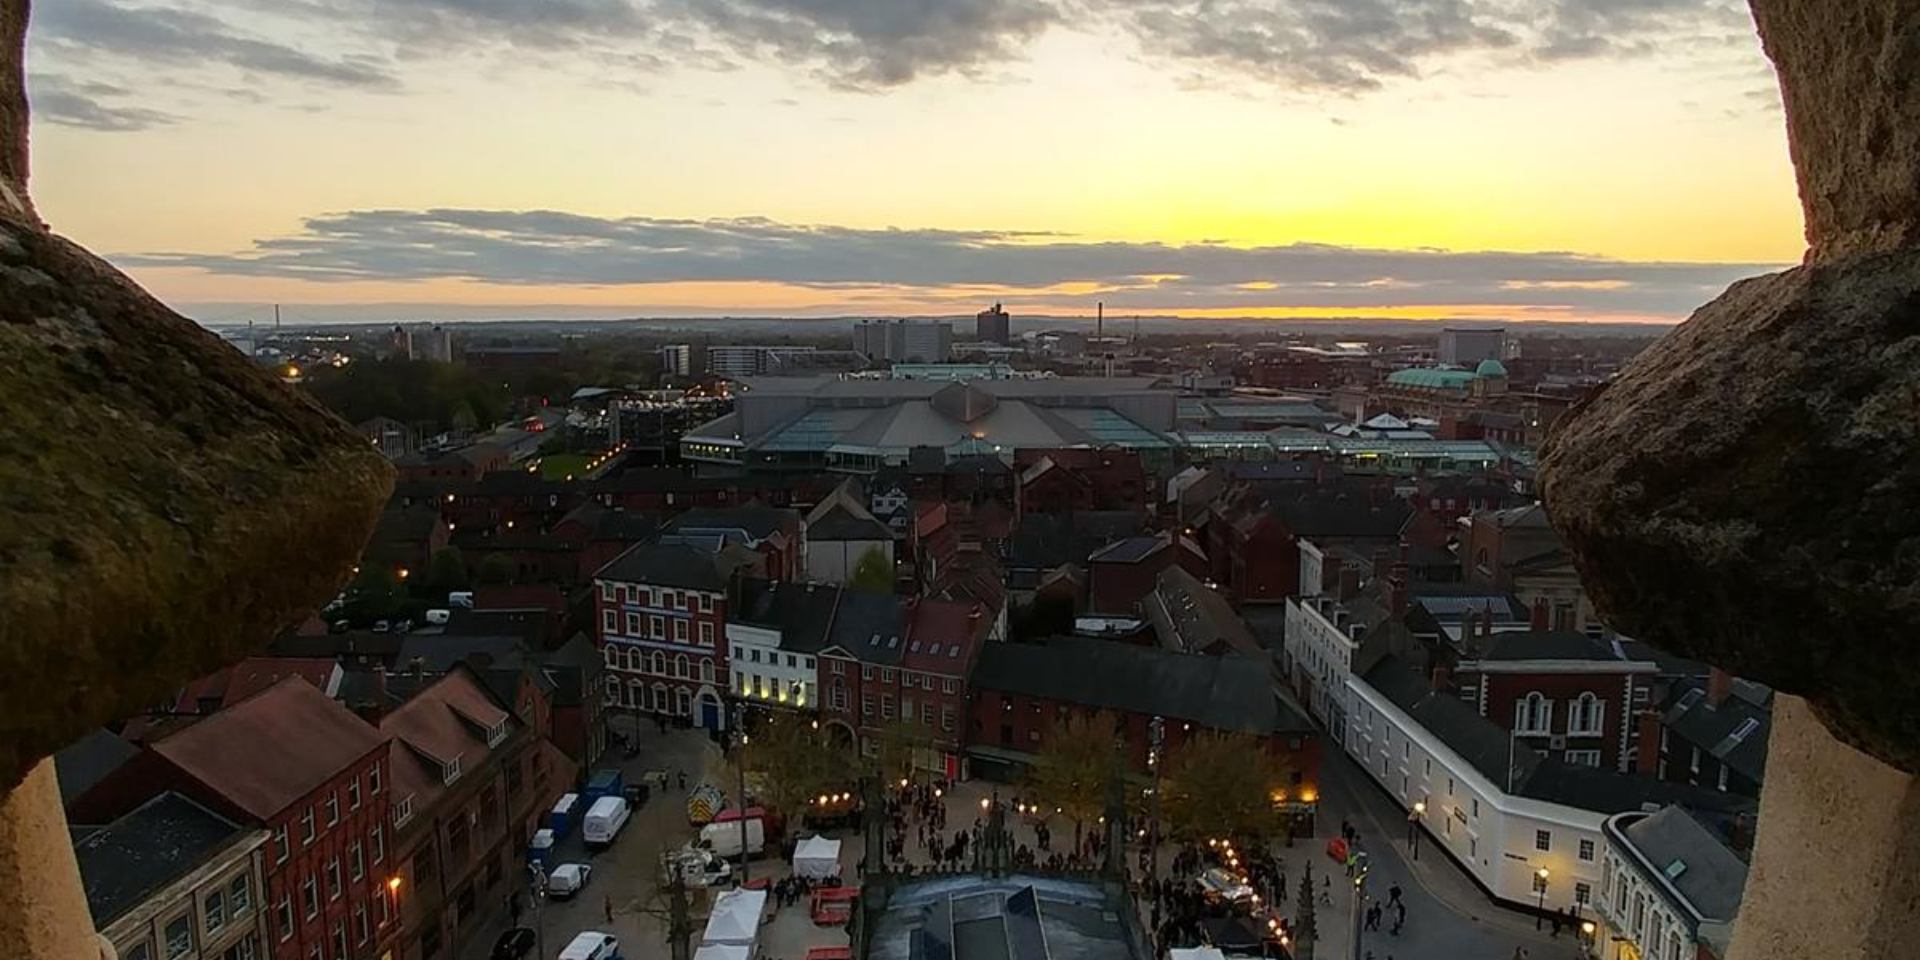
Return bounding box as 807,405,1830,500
30,0,1799,322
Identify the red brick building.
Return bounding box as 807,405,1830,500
964,637,1321,805
70,677,396,960
1086,533,1207,616
593,542,738,730
662,506,804,582
814,593,992,779
1207,485,1413,605
1450,619,1660,773
1013,448,1151,514
394,445,507,485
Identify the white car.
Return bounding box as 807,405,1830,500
547,862,593,899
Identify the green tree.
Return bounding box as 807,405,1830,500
478,552,515,585
343,565,404,623
737,715,854,819
872,719,935,786
1159,732,1295,845
1024,713,1126,850
424,546,468,597
1295,859,1318,959
847,546,894,594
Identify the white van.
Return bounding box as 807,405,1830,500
581,796,630,850
557,931,620,960
699,816,765,859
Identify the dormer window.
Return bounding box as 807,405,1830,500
392,795,415,829
486,720,508,748
443,756,463,785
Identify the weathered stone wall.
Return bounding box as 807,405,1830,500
0,0,28,222
1751,0,1920,262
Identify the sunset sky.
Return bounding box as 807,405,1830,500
26,0,1805,323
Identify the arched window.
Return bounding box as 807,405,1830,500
628,678,644,709
1571,692,1604,735
676,653,690,679
652,682,669,713
1515,692,1551,734
602,644,618,668
700,659,715,684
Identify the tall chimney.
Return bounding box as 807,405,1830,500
1633,710,1662,776
1337,566,1361,601
1706,667,1734,708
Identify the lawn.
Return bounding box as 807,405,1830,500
537,453,590,480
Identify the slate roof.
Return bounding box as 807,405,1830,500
1662,680,1772,783
664,506,799,542
1087,535,1167,565
380,668,515,816
1147,566,1260,658
823,590,909,665
1618,806,1749,922
1273,492,1411,539
74,792,246,926
1473,630,1649,663
152,676,385,821
807,503,893,541
971,638,1312,736
54,729,139,807
732,580,845,654
595,541,731,592
1008,511,1146,574
541,633,606,708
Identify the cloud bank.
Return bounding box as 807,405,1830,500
120,208,1781,316
30,0,1757,113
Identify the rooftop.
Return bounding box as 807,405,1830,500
595,541,733,592
1616,806,1750,923
865,875,1146,960
74,792,248,926
731,580,844,654
971,637,1312,736
152,676,384,821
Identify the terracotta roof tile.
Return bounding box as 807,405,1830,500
153,676,384,821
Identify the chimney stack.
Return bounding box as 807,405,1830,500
1707,667,1734,708
1372,547,1392,582
1531,597,1550,631
1429,663,1452,694
1322,555,1345,596
1633,710,1662,776
1388,574,1408,618
1338,566,1361,601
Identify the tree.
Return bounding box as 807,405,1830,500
1294,859,1318,960
872,719,935,786
1159,732,1295,845
847,546,893,594
737,714,854,819
342,565,404,623
1024,713,1126,850
425,546,468,597
478,552,515,585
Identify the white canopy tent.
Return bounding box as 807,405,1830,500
1168,948,1228,960
692,945,749,960
792,835,843,880
701,888,767,948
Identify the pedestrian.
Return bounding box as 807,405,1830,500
604,894,614,923
1550,912,1562,938
1387,883,1402,906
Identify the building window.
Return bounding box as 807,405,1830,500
671,619,686,642
943,678,957,695
204,887,227,934
601,582,614,601
1471,799,1479,817
350,840,365,880
880,668,894,683
625,612,641,635
1565,749,1602,766
1569,693,1605,736
301,807,316,843
831,683,847,711
331,923,347,960
368,764,381,795
1579,838,1596,862
229,874,251,914
274,825,290,864
348,777,361,810
277,897,293,941
326,858,342,899
123,944,154,960
1515,693,1552,734
749,648,761,664
602,610,617,633
942,707,955,732
164,914,192,959
832,661,845,675
861,665,872,680
676,653,690,679
301,876,319,918
324,792,339,826
1535,829,1552,852
650,615,665,639
1532,872,1549,893
882,695,895,720
1575,882,1592,905
699,622,715,646
862,695,874,718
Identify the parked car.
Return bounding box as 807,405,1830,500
547,862,593,899
489,927,536,960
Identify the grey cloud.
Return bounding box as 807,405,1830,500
117,208,1781,316
28,73,178,131
34,0,397,88
671,0,1056,88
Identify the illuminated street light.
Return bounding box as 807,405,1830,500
1535,867,1551,929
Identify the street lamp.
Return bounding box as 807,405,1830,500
733,701,751,884
1147,716,1165,883
1534,867,1550,929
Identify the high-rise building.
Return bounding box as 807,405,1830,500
707,345,817,379
660,344,692,377
1438,327,1506,365
386,324,412,360
975,303,1011,345
851,319,953,363
423,324,453,362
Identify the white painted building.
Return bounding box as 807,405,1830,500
1346,657,1608,913
1283,594,1364,738
1596,808,1747,960
725,580,842,712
